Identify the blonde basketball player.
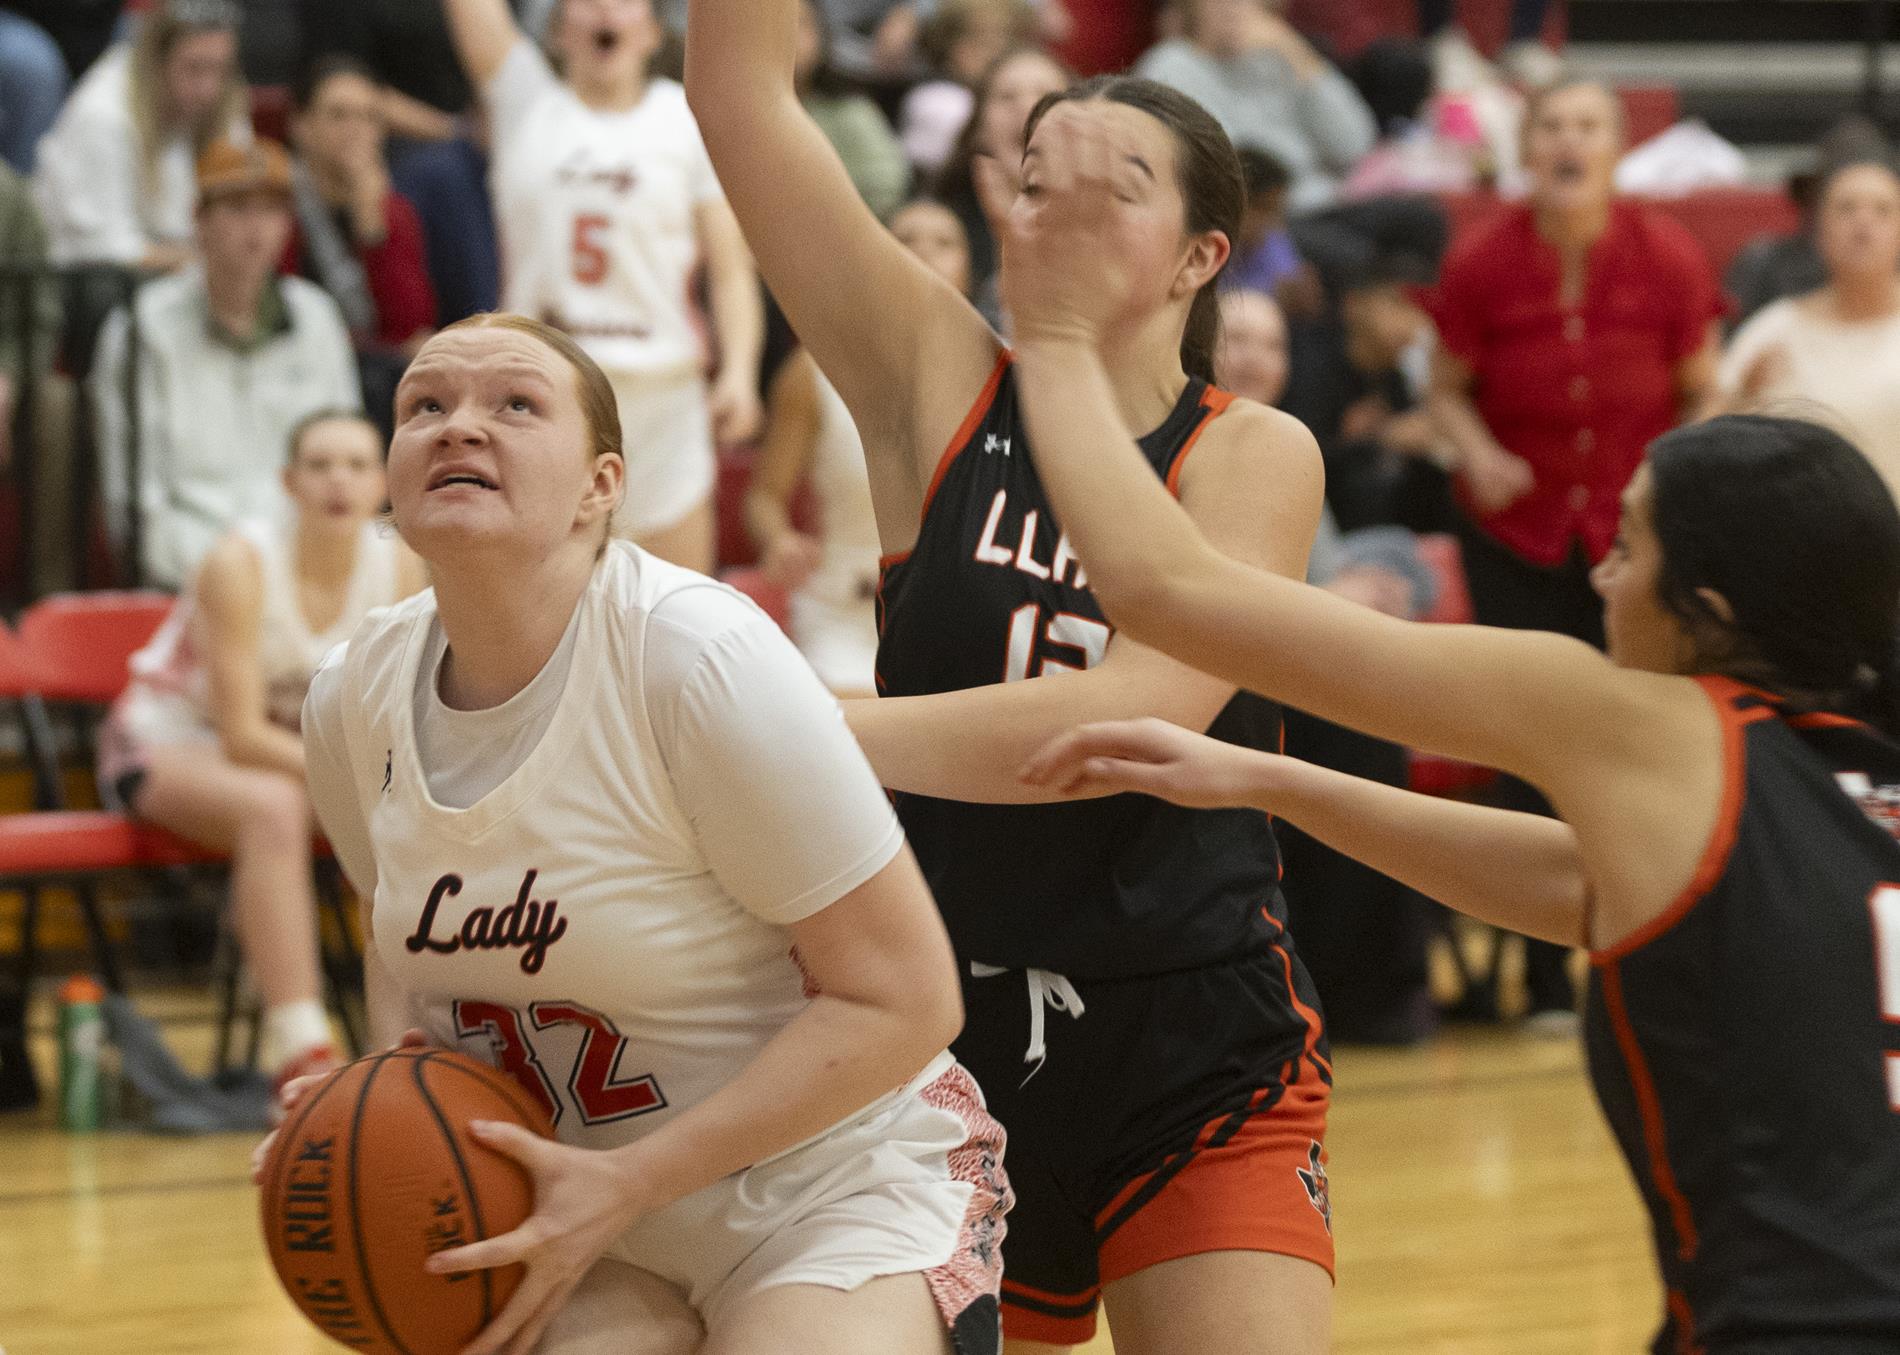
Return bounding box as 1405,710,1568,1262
279,314,1007,1355
443,0,764,574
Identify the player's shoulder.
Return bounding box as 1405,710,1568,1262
595,541,781,653
1196,396,1324,483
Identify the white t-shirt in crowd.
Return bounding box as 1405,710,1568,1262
303,542,910,1149
1718,294,1900,494
486,41,725,379
34,45,251,266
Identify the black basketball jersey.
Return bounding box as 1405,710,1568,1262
1584,678,1900,1354
876,355,1289,978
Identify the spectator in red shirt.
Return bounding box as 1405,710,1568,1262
1427,78,1722,1024
286,53,437,433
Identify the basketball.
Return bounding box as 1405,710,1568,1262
257,1048,555,1355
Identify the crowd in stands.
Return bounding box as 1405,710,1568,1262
4,0,1899,1069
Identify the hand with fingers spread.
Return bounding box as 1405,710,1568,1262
1019,716,1287,809
994,108,1147,351
425,1124,657,1355
251,1029,435,1184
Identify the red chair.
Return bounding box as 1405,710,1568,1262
16,591,173,706
0,597,363,1061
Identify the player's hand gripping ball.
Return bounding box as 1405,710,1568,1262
258,1048,556,1355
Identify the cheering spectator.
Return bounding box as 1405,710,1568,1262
0,9,67,173
445,0,763,574
91,138,360,589
934,44,1071,323
1426,79,1721,1025
300,0,502,321
1136,0,1376,213
1709,159,1900,495
285,53,437,432
35,0,248,271
795,0,910,218
900,0,1034,176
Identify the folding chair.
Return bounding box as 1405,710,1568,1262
0,596,363,1073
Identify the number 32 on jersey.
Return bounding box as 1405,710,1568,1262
454,999,666,1129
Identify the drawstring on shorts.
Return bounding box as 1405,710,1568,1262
970,962,1085,1086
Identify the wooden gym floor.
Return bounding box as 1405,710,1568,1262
0,989,1660,1355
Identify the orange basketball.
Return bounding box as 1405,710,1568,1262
258,1048,556,1355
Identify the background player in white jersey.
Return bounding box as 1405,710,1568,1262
746,199,974,696
443,0,765,575
286,314,1008,1355
97,411,426,1090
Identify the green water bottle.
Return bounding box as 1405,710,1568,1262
57,975,106,1133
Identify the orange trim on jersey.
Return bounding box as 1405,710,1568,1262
1275,939,1332,1078
1790,711,1869,731
1164,385,1239,498
1666,1286,1706,1355
918,350,1012,528
1590,676,1754,962
1599,960,1702,1272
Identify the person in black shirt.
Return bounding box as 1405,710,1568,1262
1009,131,1900,1349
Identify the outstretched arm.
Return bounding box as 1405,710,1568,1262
1023,719,1589,945
440,0,521,87
1002,114,1661,792
684,0,998,541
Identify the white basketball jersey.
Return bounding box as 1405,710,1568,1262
310,544,914,1151
488,41,722,379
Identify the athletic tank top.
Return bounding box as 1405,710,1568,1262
1584,678,1900,1353
877,354,1291,979
801,366,881,612
122,518,401,732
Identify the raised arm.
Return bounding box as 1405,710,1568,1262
684,0,999,537
440,0,522,88
196,538,307,780
1023,719,1589,945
